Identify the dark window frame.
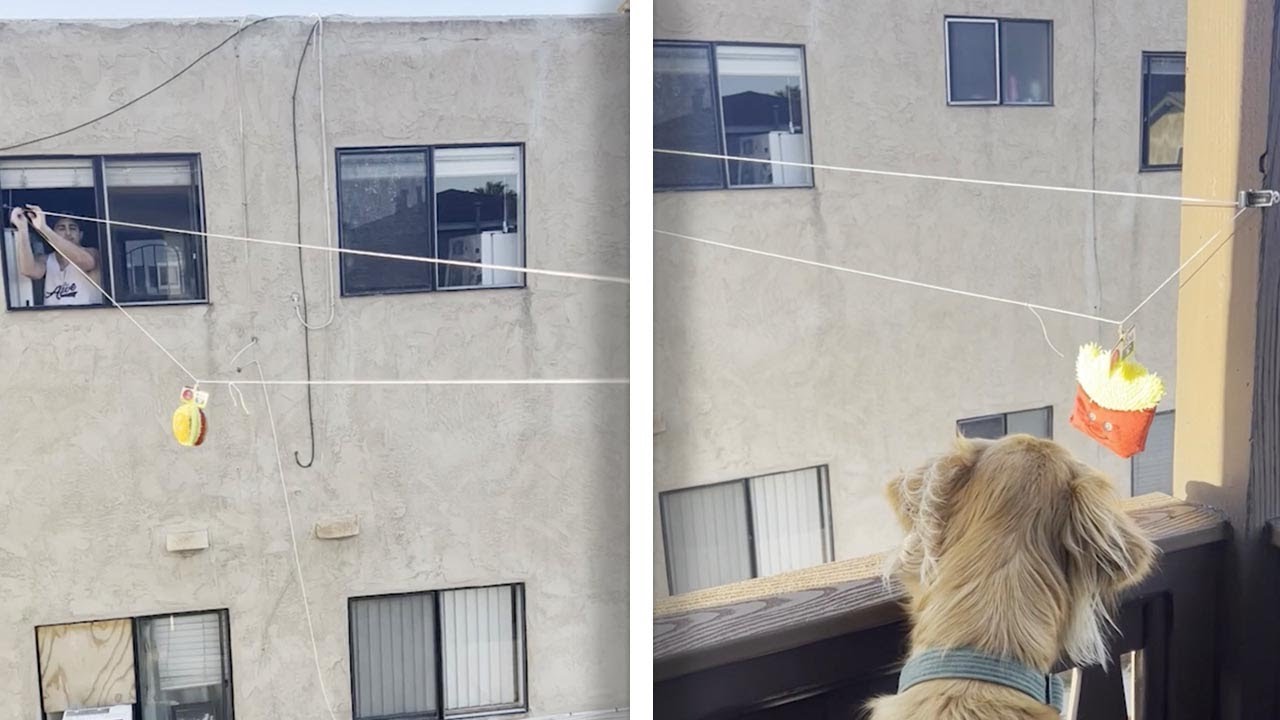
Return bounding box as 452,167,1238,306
346,582,529,720
1140,51,1187,172
658,465,834,596
653,40,816,193
34,608,234,720
0,152,209,312
944,17,1055,107
956,405,1055,439
334,142,528,298
1131,408,1176,494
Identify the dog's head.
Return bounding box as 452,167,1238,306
884,434,1157,667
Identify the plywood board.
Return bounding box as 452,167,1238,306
37,618,137,713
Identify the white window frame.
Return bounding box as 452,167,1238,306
712,44,814,189
945,17,1001,105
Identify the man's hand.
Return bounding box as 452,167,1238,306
9,206,28,229
24,204,47,230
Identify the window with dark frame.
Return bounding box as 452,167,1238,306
35,609,234,720
1141,52,1187,170
660,466,834,596
1132,409,1175,495
336,144,525,296
654,41,813,191
349,583,527,720
0,155,207,310
945,17,1053,106
957,406,1054,440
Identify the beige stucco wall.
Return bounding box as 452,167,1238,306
654,0,1186,597
0,16,628,718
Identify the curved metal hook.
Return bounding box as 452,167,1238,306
294,441,315,468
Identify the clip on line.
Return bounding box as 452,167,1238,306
653,149,1240,208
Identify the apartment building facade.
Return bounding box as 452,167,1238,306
0,16,628,720
654,0,1187,597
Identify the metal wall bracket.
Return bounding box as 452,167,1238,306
1239,189,1280,208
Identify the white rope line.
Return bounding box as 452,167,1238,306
1025,305,1066,358
39,238,200,382
654,149,1239,207
1118,206,1251,326
249,358,340,720
654,229,1122,325
196,378,629,386
46,211,630,285
19,218,625,388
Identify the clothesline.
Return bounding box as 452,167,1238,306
20,213,628,388
8,208,629,286
653,148,1239,207
655,205,1253,330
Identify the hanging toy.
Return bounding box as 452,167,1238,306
172,386,210,447
1069,327,1165,458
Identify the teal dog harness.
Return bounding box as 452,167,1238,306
897,647,1066,712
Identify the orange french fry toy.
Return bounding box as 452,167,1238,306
1069,340,1165,459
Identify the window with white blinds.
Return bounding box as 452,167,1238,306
661,466,834,595
351,592,440,719
441,586,525,713
1132,410,1175,496
149,614,224,690
660,480,753,594
350,584,527,720
135,610,232,720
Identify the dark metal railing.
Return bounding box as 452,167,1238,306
654,494,1227,720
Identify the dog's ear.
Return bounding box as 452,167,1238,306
884,436,985,587
1060,467,1158,667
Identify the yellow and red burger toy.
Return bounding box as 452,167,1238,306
1069,339,1165,458
172,386,209,447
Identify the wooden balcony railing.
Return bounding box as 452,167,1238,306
654,494,1227,720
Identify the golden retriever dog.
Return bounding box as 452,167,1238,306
867,434,1158,720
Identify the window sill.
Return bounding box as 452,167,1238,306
5,299,208,312
1139,165,1182,173
653,184,816,194
446,705,529,720
340,284,529,299
946,101,1054,107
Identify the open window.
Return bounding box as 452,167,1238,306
0,154,206,310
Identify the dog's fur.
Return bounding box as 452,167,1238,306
867,434,1158,720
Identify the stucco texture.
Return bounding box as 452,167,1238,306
654,0,1187,597
0,16,628,718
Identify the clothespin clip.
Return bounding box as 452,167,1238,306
1109,325,1136,374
